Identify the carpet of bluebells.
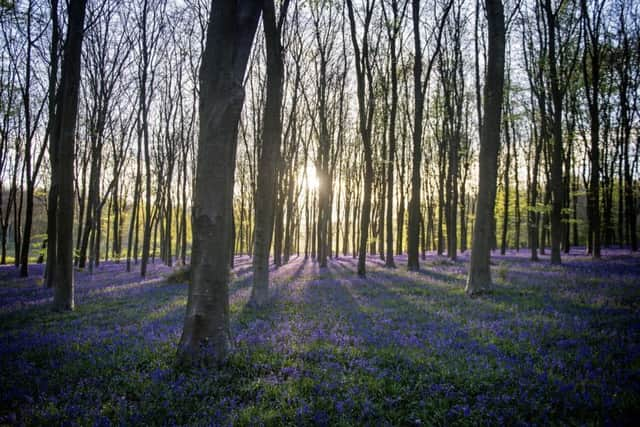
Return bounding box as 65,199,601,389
1,249,639,425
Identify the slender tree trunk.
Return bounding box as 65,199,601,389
45,0,61,287
500,98,511,255
250,0,288,307
466,0,505,294
581,0,603,259
408,0,423,271
346,0,376,277
544,0,564,265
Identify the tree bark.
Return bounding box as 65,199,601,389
345,0,376,277
250,0,289,307
178,0,261,365
52,0,88,311
466,0,505,294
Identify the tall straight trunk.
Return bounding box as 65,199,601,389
180,149,188,264
541,184,550,254
18,3,36,278
127,138,142,272
75,167,86,261
334,167,341,259
378,154,385,260
421,210,427,258
616,153,623,247
448,124,459,260
311,190,317,259
343,175,351,256
514,132,521,251
304,174,310,259
529,109,544,260
563,124,573,253
273,187,284,266
460,192,468,251
14,180,23,268
397,115,407,256
112,179,120,260
250,0,288,307
437,168,445,256
52,0,88,311
352,179,360,258
500,99,511,255
581,0,603,259
45,0,61,287
105,198,111,261
94,205,102,267
617,10,636,251
178,0,261,365
346,0,376,277
407,0,451,269
165,195,172,266
283,164,296,263
139,0,153,278
573,168,579,247
407,0,423,271
466,0,505,294
19,186,34,276
544,0,564,265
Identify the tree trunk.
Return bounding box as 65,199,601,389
251,0,288,307
407,0,423,271
544,0,564,265
500,97,510,255
178,0,261,365
346,0,376,277
52,0,88,311
45,0,61,287
466,0,505,294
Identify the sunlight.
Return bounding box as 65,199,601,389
302,164,319,191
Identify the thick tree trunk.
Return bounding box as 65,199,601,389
466,0,505,294
178,0,261,365
250,0,287,307
52,0,88,311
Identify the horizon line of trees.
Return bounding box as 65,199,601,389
1,0,638,275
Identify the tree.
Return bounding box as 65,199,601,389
345,0,377,277
465,0,505,294
407,0,452,270
1,0,50,277
250,0,290,307
44,0,61,287
52,0,88,310
615,0,639,251
178,0,261,366
138,0,166,277
382,0,408,268
542,0,579,265
580,0,606,259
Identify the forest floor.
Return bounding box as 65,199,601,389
1,249,639,425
